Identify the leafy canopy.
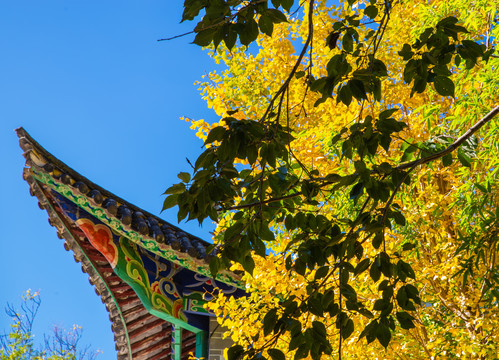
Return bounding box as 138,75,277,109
163,0,498,358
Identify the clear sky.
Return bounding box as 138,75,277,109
0,2,221,357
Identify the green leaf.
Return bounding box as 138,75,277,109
242,254,255,275
280,0,294,12
398,44,414,60
259,15,274,36
295,70,306,79
434,76,455,97
308,296,324,316
265,9,288,23
372,232,383,250
295,258,306,276
182,0,204,22
370,261,381,282
379,252,392,278
327,31,341,50
204,126,226,144
247,145,258,165
350,182,364,200
376,322,391,348
402,242,416,251
238,18,259,46
348,79,367,100
392,211,406,226
475,183,488,194
403,59,417,83
227,345,244,360
411,75,428,95
343,32,354,52
377,118,407,134
209,256,220,277
177,172,191,183
373,299,388,311
294,343,309,360
310,77,327,92
418,27,434,44
405,284,421,305
312,321,327,339
224,222,244,242
162,194,179,211
442,153,453,167
434,64,451,76
354,259,371,276
379,108,398,120
397,260,416,280
263,308,278,336
462,40,484,58
315,266,329,280
364,5,378,19
341,318,355,340
396,286,415,310
224,25,237,50
457,148,472,167
376,162,393,174
268,349,285,360
322,290,335,308
260,225,275,241
193,28,216,47
271,0,281,8
358,320,378,342
371,59,388,77
396,311,416,329
338,84,353,106
164,183,186,195
436,16,458,28
325,173,342,183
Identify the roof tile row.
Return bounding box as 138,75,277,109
17,128,221,266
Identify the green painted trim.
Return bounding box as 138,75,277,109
106,234,202,333
196,331,208,359
31,170,245,289
32,180,133,359
148,308,201,334
174,327,182,360
35,176,206,348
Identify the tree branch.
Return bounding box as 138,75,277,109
259,0,315,122
158,0,268,42
397,105,499,171
226,191,301,210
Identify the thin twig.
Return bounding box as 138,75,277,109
158,0,268,42
259,0,316,123
227,192,301,210
158,30,195,42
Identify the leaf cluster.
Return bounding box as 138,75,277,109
184,0,292,48
399,16,494,97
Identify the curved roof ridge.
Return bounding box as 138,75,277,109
16,127,243,289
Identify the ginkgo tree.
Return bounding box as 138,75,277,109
163,0,498,358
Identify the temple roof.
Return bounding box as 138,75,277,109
16,127,244,359
16,127,241,288
28,171,196,359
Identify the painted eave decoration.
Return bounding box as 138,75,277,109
16,128,246,360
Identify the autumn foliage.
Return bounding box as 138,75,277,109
165,0,498,358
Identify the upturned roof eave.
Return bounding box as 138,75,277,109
16,127,244,289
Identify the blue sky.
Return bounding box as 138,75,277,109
0,2,221,357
